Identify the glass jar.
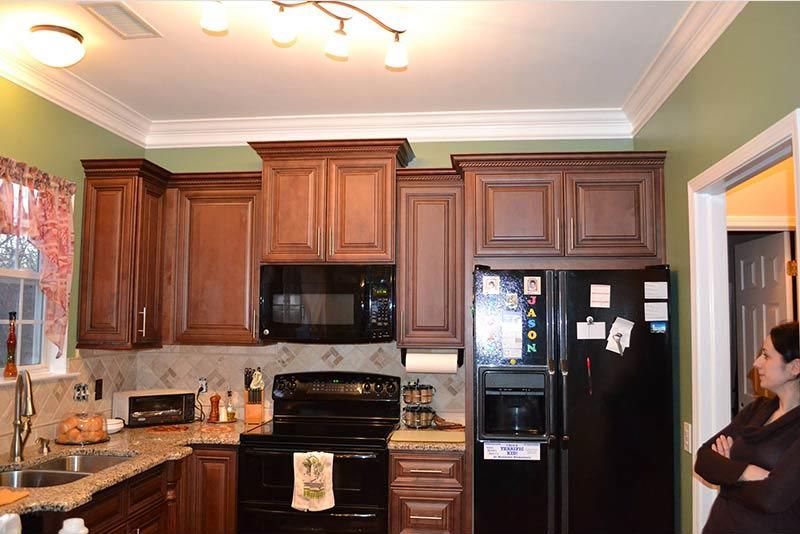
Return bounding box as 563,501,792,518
55,413,110,445
402,406,435,429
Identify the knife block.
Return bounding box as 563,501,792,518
244,389,263,424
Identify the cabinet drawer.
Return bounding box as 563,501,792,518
390,488,462,534
390,453,462,488
128,466,166,517
127,504,166,534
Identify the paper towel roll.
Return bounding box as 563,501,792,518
404,350,459,374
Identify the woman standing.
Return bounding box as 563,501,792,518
695,321,800,533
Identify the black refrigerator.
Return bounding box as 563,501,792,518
473,268,674,534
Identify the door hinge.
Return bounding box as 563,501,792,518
787,260,798,277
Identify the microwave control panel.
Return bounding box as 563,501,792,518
368,283,393,339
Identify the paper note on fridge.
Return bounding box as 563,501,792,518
590,284,611,308
644,281,669,300
644,302,669,321
577,321,606,340
501,314,523,358
484,441,541,461
606,317,635,355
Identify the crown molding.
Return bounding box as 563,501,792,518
623,1,746,136
146,108,632,148
0,49,150,147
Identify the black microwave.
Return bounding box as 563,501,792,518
259,265,394,343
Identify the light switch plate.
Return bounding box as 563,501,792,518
682,421,692,453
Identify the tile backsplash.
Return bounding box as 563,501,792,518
134,343,465,421
0,343,465,456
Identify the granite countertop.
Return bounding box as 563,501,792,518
388,428,466,452
0,420,251,516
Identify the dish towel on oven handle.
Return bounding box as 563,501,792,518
291,451,335,512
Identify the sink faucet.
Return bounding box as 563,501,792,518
10,370,35,463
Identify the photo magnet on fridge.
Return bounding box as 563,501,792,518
523,276,541,295
483,276,501,295
650,321,667,334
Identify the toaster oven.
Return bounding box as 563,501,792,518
112,389,196,427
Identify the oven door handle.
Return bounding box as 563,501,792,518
244,448,379,460
330,513,378,519
334,453,378,460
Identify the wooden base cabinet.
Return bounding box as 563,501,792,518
396,170,464,347
389,451,464,534
186,446,238,534
251,139,414,264
78,160,169,349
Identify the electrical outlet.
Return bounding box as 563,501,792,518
95,378,103,401
198,377,208,394
683,421,692,453
73,383,89,402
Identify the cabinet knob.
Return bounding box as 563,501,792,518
262,329,270,336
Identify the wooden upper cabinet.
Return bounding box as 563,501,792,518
250,139,413,264
174,186,259,344
565,170,658,256
327,158,394,262
473,172,562,256
262,159,325,263
78,160,168,349
452,152,666,261
397,170,464,347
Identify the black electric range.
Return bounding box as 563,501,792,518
238,371,401,534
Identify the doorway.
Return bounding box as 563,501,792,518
688,110,800,533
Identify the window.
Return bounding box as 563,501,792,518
0,233,45,367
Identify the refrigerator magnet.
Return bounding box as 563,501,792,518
523,276,541,295
505,292,519,310
483,276,501,295
650,321,667,334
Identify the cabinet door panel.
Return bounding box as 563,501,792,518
327,158,394,262
565,171,657,256
127,505,166,534
390,488,461,534
397,185,463,347
262,159,325,262
474,173,562,256
190,448,237,534
78,178,134,345
176,189,258,344
133,180,164,345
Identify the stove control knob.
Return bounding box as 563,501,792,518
363,383,371,393
374,382,383,393
288,380,297,391
386,382,397,395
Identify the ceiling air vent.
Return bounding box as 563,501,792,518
81,1,161,39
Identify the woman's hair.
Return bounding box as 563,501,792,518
770,321,800,363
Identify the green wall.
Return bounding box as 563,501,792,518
633,3,800,532
0,76,144,357
146,139,633,172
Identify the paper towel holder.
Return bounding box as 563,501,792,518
400,348,464,368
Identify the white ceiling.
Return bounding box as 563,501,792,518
0,1,746,147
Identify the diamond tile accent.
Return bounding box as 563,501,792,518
321,348,343,368
277,346,296,368
369,348,391,369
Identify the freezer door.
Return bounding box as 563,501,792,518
473,269,554,367
557,268,674,534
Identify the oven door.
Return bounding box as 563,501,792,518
238,444,388,534
260,265,394,344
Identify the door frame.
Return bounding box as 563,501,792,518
688,109,800,533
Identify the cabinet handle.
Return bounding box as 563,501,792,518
411,515,442,521
399,310,404,337
570,217,575,250
329,226,334,257
408,468,442,474
317,227,322,258
555,218,560,248
252,308,257,338
134,529,141,534
138,307,147,337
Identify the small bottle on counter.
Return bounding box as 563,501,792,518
4,311,18,379
225,390,236,422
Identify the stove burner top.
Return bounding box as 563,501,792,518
240,419,398,447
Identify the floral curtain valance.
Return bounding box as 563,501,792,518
0,156,76,358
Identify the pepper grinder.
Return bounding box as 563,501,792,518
209,393,221,423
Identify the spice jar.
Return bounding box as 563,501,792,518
402,406,435,429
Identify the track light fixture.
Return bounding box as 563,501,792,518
271,0,408,68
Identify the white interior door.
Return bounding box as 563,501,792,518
733,231,794,409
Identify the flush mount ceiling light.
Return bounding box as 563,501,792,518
271,0,407,69
26,25,85,68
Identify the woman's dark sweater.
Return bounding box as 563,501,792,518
695,396,800,533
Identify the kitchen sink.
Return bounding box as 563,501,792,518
29,455,131,474
0,470,87,488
